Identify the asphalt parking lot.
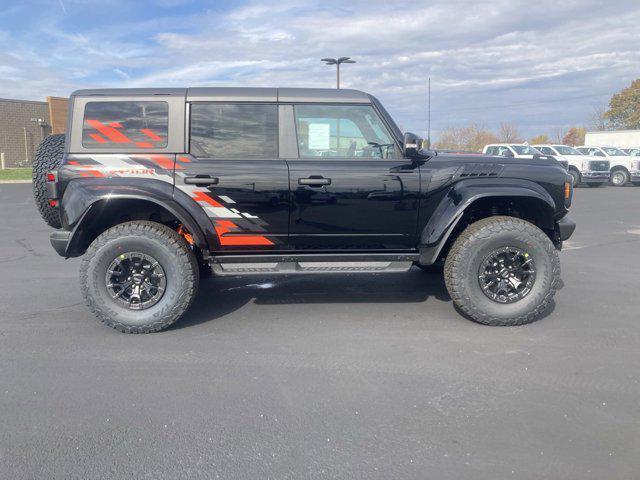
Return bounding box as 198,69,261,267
1,183,639,480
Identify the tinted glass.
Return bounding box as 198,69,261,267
83,101,168,149
553,145,582,155
294,104,398,159
580,147,605,157
511,145,541,155
496,146,512,156
602,147,627,156
190,104,278,159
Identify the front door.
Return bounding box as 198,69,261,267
287,104,420,251
175,102,289,251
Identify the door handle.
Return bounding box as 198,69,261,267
184,175,219,186
299,176,331,186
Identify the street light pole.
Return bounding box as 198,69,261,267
321,57,356,89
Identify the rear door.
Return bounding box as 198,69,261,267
175,102,289,251
286,103,420,251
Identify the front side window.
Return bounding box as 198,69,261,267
190,103,278,159
496,146,512,156
580,147,605,157
511,145,541,155
294,104,398,159
538,146,554,155
553,145,582,155
82,101,168,148
602,147,628,156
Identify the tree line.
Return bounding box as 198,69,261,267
434,78,640,152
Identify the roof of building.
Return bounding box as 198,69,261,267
0,98,48,105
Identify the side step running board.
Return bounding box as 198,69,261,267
212,261,414,275
209,252,419,276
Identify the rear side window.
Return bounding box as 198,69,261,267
190,103,278,159
82,101,168,149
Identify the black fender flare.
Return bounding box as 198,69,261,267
60,178,213,256
418,178,557,265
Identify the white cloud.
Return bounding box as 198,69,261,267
1,0,639,138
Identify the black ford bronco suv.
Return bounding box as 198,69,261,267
32,87,575,333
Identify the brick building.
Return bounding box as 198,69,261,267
0,97,68,168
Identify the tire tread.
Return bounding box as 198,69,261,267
444,216,560,326
79,221,199,333
32,134,65,228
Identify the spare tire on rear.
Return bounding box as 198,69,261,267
32,134,65,228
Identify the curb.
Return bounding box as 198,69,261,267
0,180,32,184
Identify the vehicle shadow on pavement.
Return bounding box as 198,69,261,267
171,267,450,330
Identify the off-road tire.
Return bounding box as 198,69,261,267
610,169,629,187
32,134,65,228
80,221,199,333
444,216,560,326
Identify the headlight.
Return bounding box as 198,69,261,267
582,160,589,170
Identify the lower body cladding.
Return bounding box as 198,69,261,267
556,216,576,242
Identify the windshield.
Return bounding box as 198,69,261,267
553,145,582,155
602,147,628,156
510,145,541,155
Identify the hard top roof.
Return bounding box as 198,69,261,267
70,87,372,103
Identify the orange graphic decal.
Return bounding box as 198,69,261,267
86,119,132,143
89,133,107,143
145,154,178,170
141,129,162,141
214,220,273,246
192,191,223,207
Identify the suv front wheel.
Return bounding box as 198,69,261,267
444,216,560,326
80,221,199,333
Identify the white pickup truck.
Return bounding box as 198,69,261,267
532,144,610,187
577,146,640,187
482,143,569,170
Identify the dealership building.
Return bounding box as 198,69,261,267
0,97,68,169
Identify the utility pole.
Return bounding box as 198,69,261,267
427,77,431,149
321,57,356,89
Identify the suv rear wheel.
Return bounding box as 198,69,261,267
444,216,560,326
80,221,199,333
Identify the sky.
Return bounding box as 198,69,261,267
0,0,639,140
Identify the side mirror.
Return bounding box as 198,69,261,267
403,132,429,158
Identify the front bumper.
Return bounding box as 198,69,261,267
556,216,576,241
50,230,71,257
581,171,609,182
630,170,640,179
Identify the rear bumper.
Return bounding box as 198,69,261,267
50,230,71,257
556,216,576,241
